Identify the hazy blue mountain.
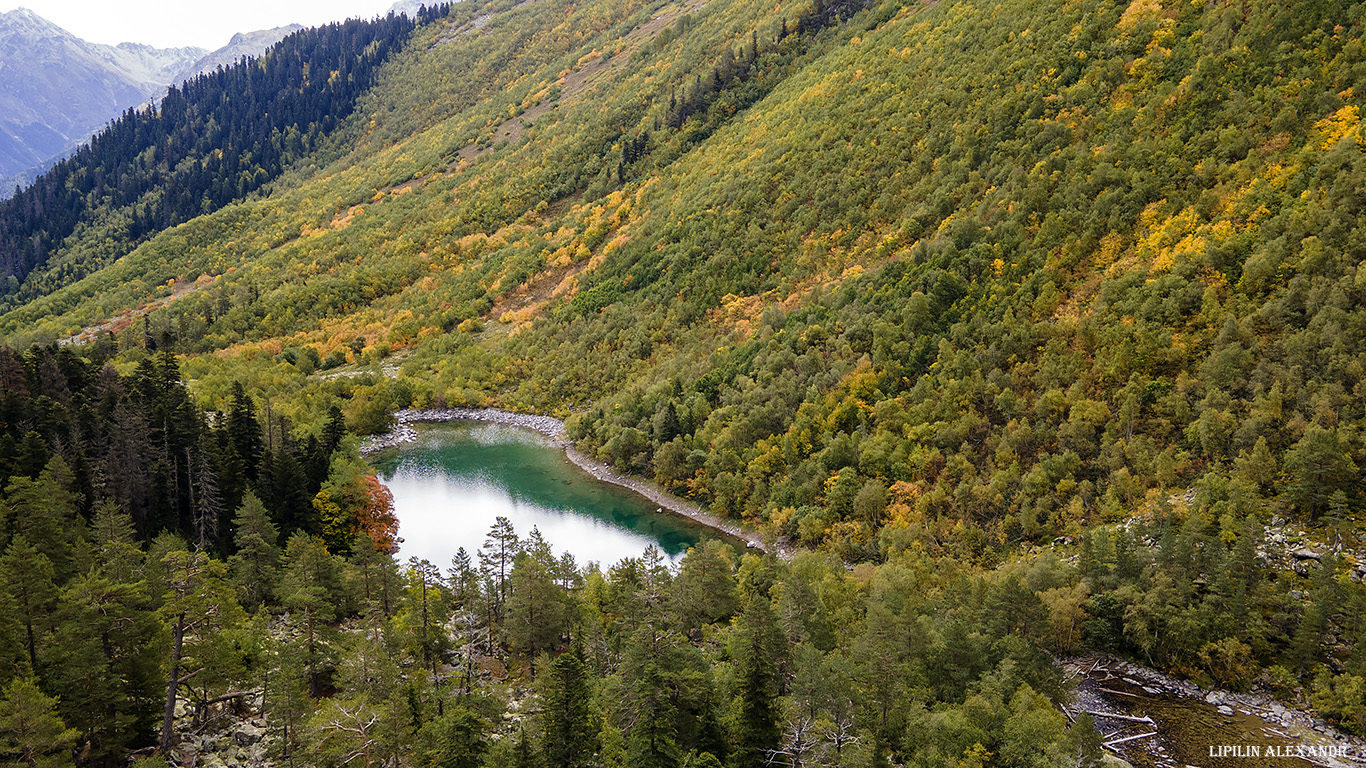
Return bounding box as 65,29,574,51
0,10,302,196
0,8,203,189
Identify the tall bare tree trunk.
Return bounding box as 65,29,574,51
161,613,186,752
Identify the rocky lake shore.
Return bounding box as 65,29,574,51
361,407,788,558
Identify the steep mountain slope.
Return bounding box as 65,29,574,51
0,10,432,306
2,0,1366,750
0,13,322,198
0,8,204,188
1,0,1362,554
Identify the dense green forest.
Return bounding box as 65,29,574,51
0,379,1099,767
1,0,1366,762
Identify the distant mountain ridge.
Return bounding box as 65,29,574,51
171,24,304,82
0,9,427,302
387,0,430,16
0,9,302,196
0,8,204,189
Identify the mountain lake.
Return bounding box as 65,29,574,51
370,421,726,568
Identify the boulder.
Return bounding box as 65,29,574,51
233,722,265,747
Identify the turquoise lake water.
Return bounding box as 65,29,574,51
371,421,717,568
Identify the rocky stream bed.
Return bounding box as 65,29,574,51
1068,655,1366,768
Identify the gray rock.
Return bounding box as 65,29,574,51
1292,547,1322,561
1217,705,1235,716
233,723,265,746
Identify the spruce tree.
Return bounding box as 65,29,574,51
227,383,264,482
229,492,281,609
541,653,597,768
730,595,780,768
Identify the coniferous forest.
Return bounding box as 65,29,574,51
0,7,444,307
1,0,1366,764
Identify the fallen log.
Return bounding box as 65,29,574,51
1077,709,1154,724
1098,687,1143,698
1104,731,1157,748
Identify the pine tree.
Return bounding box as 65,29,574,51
1282,426,1356,521
449,547,478,612
0,537,56,670
513,727,537,768
89,500,143,584
4,457,82,583
479,517,520,626
507,530,567,658
0,677,78,768
1071,712,1103,768
674,540,737,633
350,532,403,616
281,533,342,697
157,549,244,752
403,557,450,680
50,570,161,763
263,633,312,766
421,705,488,768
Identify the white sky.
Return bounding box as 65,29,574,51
3,1,403,50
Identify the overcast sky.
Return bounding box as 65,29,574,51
2,1,403,50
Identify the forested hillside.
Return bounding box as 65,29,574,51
0,7,444,307
1,0,1365,762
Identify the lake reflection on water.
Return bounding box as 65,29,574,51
371,421,715,568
